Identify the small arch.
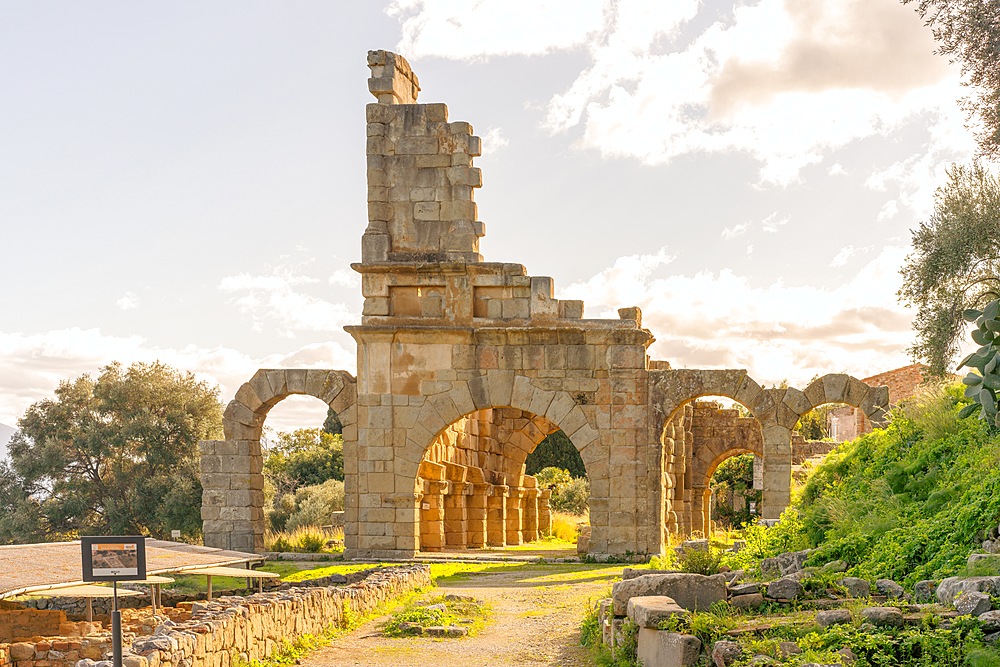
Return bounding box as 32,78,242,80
654,369,769,436
222,369,358,442
802,374,889,428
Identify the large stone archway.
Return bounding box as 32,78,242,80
200,50,895,557
200,369,357,552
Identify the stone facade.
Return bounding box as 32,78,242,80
200,50,891,559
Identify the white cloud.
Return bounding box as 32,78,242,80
722,212,788,239
390,0,973,186
559,245,915,388
481,127,509,154
116,292,139,310
829,245,872,267
387,0,607,59
0,328,356,432
219,267,359,337
721,222,750,240
328,268,360,288
828,163,847,176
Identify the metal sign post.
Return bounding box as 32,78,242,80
81,537,147,667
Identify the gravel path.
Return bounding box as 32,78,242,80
302,563,619,667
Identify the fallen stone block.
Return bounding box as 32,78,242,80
861,606,904,628
711,639,742,666
627,596,689,629
730,593,764,610
875,579,905,599
424,625,468,637
766,577,803,600
937,576,1000,606
636,629,701,667
612,573,728,615
839,577,871,598
815,609,852,627
955,591,992,616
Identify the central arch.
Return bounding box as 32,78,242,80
415,407,569,551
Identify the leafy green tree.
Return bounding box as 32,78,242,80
899,163,1000,376
710,454,761,528
264,428,344,493
3,362,222,542
525,430,586,478
903,0,1000,157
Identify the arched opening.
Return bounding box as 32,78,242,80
203,368,357,553
661,396,763,540
791,401,850,487
708,452,760,533
414,406,589,554
259,396,346,553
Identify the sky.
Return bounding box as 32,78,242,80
0,0,978,434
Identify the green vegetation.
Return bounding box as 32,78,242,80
902,1,1000,159
263,425,346,533
899,162,1000,376
533,465,590,515
957,297,1000,429
713,383,1000,584
525,430,586,478
382,594,490,637
0,361,222,543
265,524,344,554
710,454,760,529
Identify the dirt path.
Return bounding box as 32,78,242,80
303,563,618,667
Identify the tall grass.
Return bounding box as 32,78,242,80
548,512,582,543
265,525,344,553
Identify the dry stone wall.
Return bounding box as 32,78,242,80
117,565,430,667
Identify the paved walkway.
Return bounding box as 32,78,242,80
302,563,618,667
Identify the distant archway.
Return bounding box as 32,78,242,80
201,369,356,552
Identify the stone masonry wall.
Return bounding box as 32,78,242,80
118,565,431,667
0,610,66,643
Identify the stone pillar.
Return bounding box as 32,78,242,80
200,439,265,553
445,482,470,548
444,462,469,548
691,483,708,538
522,486,539,543
506,487,524,546
761,425,793,522
537,488,552,536
702,487,713,538
467,483,490,548
420,479,448,552
487,485,508,547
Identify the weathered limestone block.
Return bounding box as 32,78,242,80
635,630,701,667
626,596,689,629
612,574,727,615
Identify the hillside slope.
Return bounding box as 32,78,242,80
773,383,1000,584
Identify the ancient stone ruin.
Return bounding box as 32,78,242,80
199,51,890,560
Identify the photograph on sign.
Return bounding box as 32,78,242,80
91,542,139,577
81,536,147,582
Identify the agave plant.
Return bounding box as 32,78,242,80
958,298,1000,428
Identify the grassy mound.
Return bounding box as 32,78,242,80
738,383,1000,584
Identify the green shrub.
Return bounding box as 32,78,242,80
550,476,590,515
535,466,572,490
678,547,723,575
